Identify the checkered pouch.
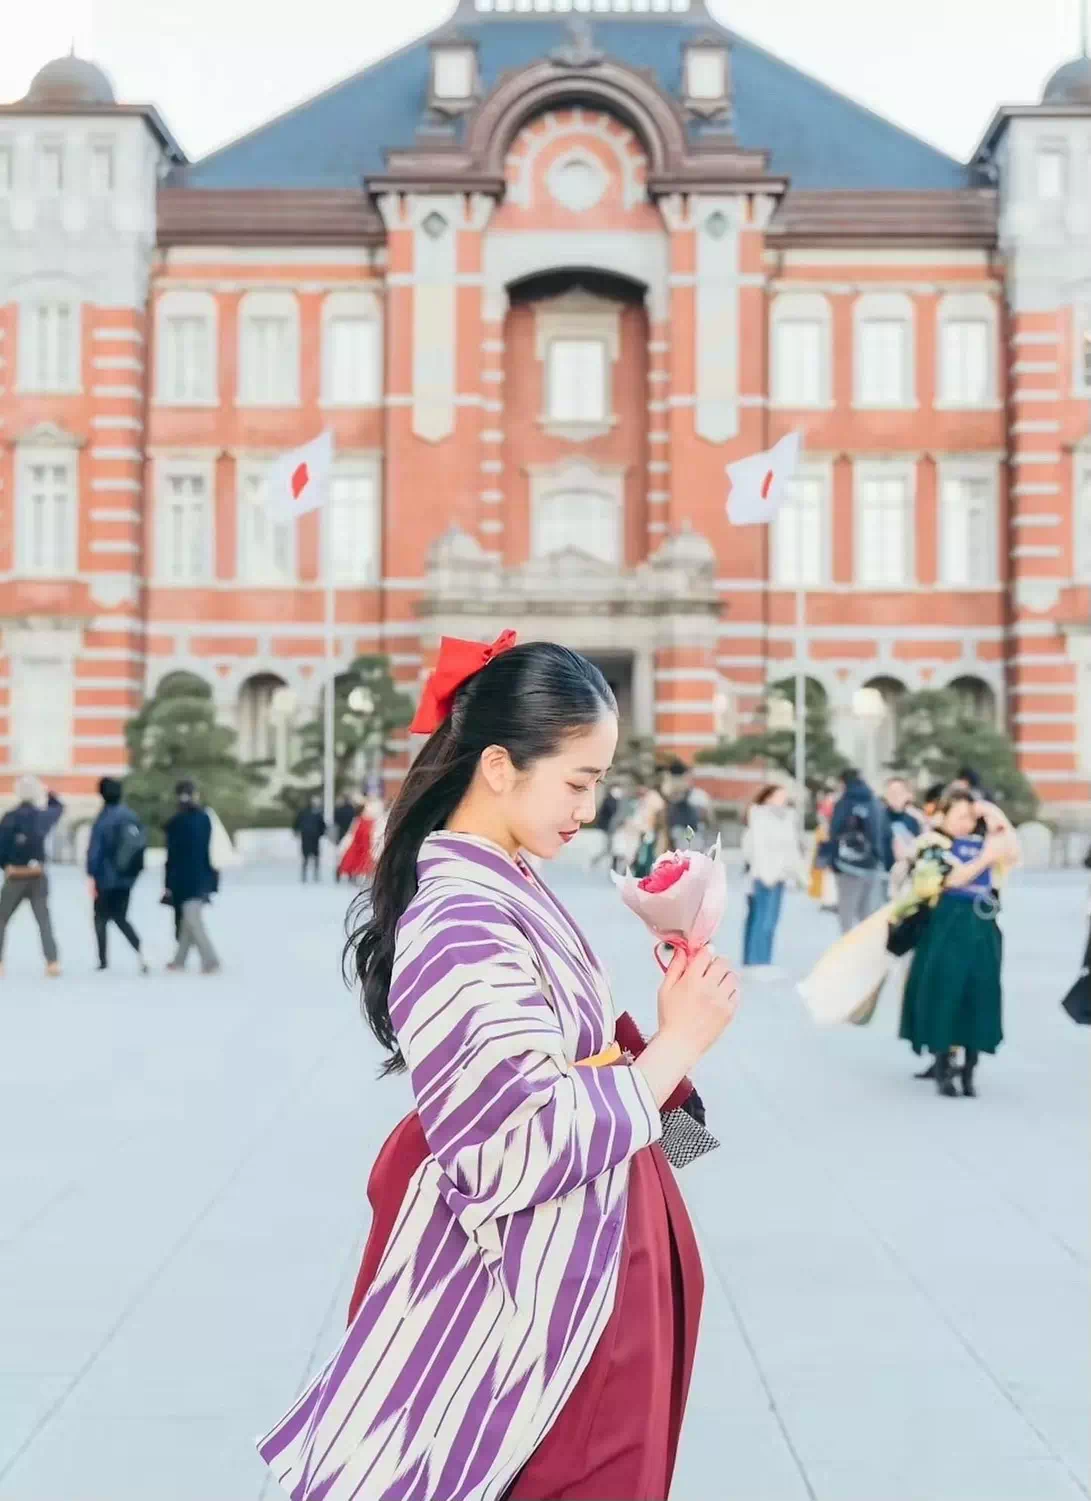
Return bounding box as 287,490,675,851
621,1049,720,1169
659,1106,721,1170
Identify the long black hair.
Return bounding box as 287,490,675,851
346,642,616,1075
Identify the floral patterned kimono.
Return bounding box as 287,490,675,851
258,832,702,1501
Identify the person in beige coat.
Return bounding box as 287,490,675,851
741,784,806,975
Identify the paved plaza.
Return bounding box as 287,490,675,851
0,860,1087,1501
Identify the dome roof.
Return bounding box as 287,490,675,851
1042,54,1091,105
25,53,116,106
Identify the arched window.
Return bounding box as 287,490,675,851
936,292,997,408
770,291,831,408
157,289,217,405
237,672,292,771
321,290,382,407
854,291,914,409
854,675,907,785
947,675,997,725
238,290,300,407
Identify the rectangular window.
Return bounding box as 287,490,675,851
326,317,379,405
858,319,909,406
163,315,212,403
857,473,911,586
773,476,824,585
25,302,78,392
159,471,211,584
432,47,474,100
38,144,64,193
330,473,378,584
89,143,114,193
1079,315,1091,393
940,319,990,405
773,320,823,406
0,145,12,192
240,316,295,404
238,470,295,584
16,452,78,576
1077,463,1091,583
1036,146,1065,199
547,338,608,423
686,49,726,100
12,657,72,774
940,475,995,586
534,491,619,566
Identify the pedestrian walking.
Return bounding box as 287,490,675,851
664,759,712,851
898,790,1018,1097
86,777,148,973
294,794,327,882
741,783,805,975
0,775,64,977
881,775,924,892
163,780,221,974
258,635,739,1501
629,782,667,877
332,793,356,846
827,766,886,933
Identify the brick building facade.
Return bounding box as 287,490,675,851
1,1,1089,819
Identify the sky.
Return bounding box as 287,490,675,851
0,0,1082,166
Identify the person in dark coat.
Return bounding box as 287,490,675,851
87,776,148,973
0,775,64,977
827,767,886,933
332,795,356,845
164,780,220,974
294,794,327,882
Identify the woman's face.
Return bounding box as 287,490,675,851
765,787,788,808
942,800,977,839
506,714,619,860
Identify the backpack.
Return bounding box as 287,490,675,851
0,804,47,868
110,814,147,880
837,800,878,872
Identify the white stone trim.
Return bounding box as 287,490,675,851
92,327,143,343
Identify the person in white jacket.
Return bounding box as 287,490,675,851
741,784,805,974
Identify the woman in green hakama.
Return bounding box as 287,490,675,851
899,791,1015,1099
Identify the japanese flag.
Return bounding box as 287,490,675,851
726,430,802,525
264,430,334,520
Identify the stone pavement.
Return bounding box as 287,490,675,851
0,861,1087,1501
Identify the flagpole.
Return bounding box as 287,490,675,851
323,501,336,833
794,496,807,827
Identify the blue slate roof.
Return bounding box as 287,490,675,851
174,17,973,192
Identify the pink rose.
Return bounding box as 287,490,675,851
638,853,690,894
612,839,727,968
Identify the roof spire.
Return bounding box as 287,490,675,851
1082,0,1089,57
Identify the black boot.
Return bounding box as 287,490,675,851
961,1049,978,1097
914,1058,938,1080
934,1052,958,1098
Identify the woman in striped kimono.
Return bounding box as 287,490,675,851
258,636,740,1501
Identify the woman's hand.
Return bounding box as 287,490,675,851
658,945,739,1057
636,947,740,1109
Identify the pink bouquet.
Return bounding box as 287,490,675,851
611,838,727,971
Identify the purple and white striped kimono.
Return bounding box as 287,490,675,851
258,831,664,1501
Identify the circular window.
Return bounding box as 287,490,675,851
547,156,607,213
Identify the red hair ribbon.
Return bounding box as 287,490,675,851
408,630,517,736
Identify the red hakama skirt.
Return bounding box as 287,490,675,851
337,817,374,880
347,1111,704,1501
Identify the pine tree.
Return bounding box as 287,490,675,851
124,672,264,836
697,677,847,800
281,654,413,814
889,689,1038,823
